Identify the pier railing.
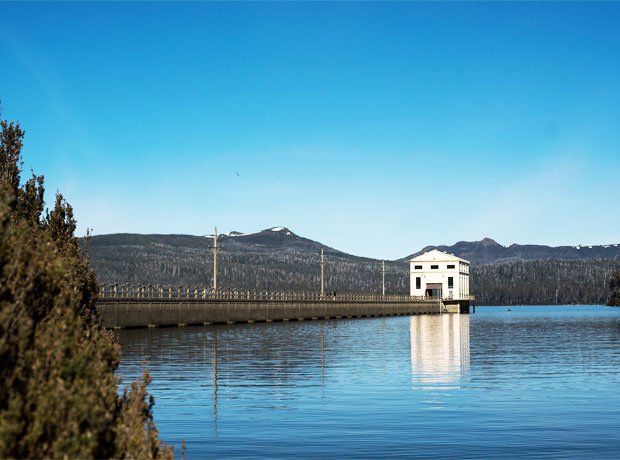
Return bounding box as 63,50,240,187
444,294,476,301
97,284,429,303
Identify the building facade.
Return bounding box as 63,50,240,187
409,249,470,300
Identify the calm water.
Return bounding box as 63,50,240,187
117,306,620,458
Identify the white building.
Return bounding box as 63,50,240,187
409,249,470,300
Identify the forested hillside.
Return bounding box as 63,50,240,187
87,230,410,294
470,259,620,305
87,231,620,305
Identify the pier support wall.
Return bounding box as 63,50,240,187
443,300,472,314
96,300,442,329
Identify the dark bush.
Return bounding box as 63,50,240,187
0,100,175,458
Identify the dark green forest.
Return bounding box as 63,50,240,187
471,260,620,305
608,271,620,306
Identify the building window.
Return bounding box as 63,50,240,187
416,277,421,289
431,265,438,269
448,277,454,288
414,265,423,270
447,264,455,269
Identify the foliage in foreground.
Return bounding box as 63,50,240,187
608,271,620,306
0,101,175,458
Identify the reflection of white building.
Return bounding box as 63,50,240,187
409,249,470,300
410,314,470,389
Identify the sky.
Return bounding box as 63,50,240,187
1,2,619,260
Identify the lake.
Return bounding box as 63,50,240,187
117,305,620,458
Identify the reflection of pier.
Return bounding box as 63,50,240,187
410,314,470,389
204,321,329,436
212,329,218,436
97,286,445,329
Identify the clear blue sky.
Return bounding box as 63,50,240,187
1,2,619,259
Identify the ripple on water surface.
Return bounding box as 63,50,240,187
117,305,620,459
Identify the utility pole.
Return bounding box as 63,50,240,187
382,260,385,296
213,226,218,291
321,248,324,298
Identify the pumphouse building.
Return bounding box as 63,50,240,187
409,250,471,310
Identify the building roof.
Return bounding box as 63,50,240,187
408,249,470,264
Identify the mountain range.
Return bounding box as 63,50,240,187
403,237,620,265
85,227,620,305
206,229,620,265
86,227,410,294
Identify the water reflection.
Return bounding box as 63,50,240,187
118,315,473,446
410,314,470,389
213,329,218,436
115,307,620,459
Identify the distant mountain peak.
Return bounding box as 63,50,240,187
205,227,297,239
267,226,295,235
480,237,501,247
257,226,295,235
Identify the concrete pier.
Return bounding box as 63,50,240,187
95,285,470,329
96,298,443,329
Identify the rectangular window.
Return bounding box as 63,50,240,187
414,265,423,270
416,277,421,289
447,264,455,269
431,265,438,269
448,277,454,289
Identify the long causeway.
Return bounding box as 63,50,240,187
96,285,443,328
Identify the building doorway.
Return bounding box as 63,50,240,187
425,283,442,300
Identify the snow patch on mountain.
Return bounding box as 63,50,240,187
204,227,293,238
